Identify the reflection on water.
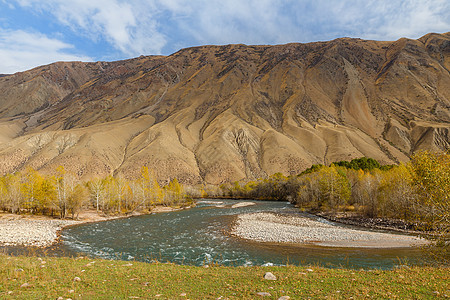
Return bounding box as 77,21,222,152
58,200,424,269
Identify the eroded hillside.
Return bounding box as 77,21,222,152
0,33,448,184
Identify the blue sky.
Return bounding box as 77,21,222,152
0,0,449,74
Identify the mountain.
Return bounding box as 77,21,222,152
0,33,448,184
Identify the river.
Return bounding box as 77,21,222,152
57,199,424,269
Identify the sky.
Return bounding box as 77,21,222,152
0,0,449,74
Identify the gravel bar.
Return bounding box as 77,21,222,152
231,212,429,248
0,218,78,247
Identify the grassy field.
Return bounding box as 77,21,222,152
0,255,449,299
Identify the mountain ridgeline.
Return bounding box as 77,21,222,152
0,33,449,184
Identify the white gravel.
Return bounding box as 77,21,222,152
231,202,256,208
231,212,429,248
0,218,78,247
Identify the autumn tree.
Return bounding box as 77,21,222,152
54,166,79,218
377,165,416,219
87,178,105,213
5,173,24,214
138,166,163,209
295,172,321,210
66,184,88,219
165,178,184,206
22,168,56,214
317,166,351,211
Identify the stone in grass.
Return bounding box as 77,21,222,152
278,297,290,300
306,268,314,272
180,293,187,296
20,283,31,288
257,292,271,297
73,277,81,282
57,297,64,300
263,272,277,280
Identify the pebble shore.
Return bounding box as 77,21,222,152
231,212,428,248
0,217,78,247
0,206,186,248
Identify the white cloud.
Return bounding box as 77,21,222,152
360,0,450,40
13,0,167,56
4,0,450,74
288,0,450,41
0,29,92,74
154,0,450,46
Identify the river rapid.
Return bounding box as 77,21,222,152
57,199,424,269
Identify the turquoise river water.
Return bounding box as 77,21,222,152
58,199,424,269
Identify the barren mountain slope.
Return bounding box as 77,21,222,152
0,33,448,184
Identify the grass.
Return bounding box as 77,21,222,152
0,255,449,299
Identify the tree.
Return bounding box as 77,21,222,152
410,152,450,228
378,165,416,219
317,166,351,211
4,173,24,214
22,168,56,214
408,151,450,264
353,170,381,218
139,166,163,208
67,184,88,219
54,166,78,219
87,178,105,213
165,178,184,206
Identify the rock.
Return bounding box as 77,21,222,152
278,297,290,300
263,272,277,280
20,283,30,288
257,292,271,297
306,268,314,272
15,268,24,272
180,293,187,296
73,277,81,282
57,297,64,300
68,289,74,293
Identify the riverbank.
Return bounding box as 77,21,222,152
0,206,185,247
1,254,448,299
231,212,429,248
315,212,429,235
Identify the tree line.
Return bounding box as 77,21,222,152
0,166,191,219
220,152,449,235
